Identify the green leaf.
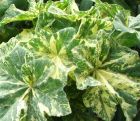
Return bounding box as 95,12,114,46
67,0,79,14
83,68,140,121
0,0,14,17
80,0,93,11
0,39,71,120
0,0,29,17
48,5,67,16
83,86,118,121
76,17,113,39
83,69,140,121
93,0,128,19
20,27,77,84
97,70,140,121
0,4,39,26
102,43,140,78
72,32,109,90
0,0,140,120
101,0,130,10
113,12,140,47
72,32,140,120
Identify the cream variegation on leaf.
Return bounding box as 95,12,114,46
72,32,140,121
0,0,140,121
0,39,71,121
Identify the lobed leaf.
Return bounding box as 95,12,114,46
0,38,71,120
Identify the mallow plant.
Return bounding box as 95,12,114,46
0,0,140,121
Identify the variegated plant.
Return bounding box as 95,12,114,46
0,0,140,121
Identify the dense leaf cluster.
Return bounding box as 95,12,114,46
0,0,140,121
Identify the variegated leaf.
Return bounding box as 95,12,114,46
102,43,140,78
93,0,129,19
20,27,77,84
96,70,140,121
83,86,118,121
83,69,140,121
72,32,140,121
72,32,110,90
0,4,39,26
0,39,71,121
113,12,140,47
